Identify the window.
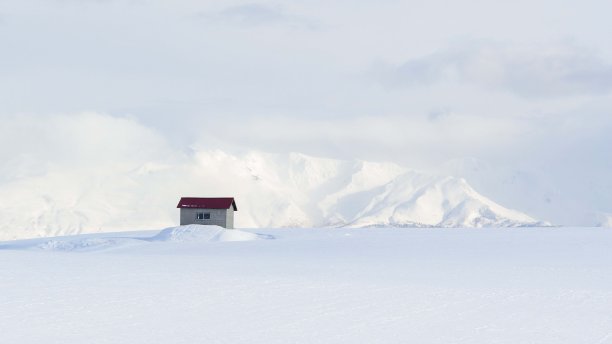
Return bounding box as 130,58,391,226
196,212,211,220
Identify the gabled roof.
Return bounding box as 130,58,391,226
177,197,237,211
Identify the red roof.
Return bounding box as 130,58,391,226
177,197,238,211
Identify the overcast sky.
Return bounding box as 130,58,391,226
1,0,611,224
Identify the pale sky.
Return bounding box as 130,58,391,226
1,0,611,225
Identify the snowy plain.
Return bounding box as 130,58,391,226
1,225,612,344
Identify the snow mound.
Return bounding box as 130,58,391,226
151,225,265,242
0,226,271,252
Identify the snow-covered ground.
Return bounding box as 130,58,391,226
1,225,611,343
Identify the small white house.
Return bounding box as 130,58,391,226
176,197,238,229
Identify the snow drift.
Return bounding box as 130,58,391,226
150,225,264,243
1,225,270,252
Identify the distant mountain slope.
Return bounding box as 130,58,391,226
341,174,541,228
0,150,546,240
185,151,546,228
439,157,612,227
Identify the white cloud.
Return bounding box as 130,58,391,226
0,113,172,173
197,2,317,29
380,42,612,98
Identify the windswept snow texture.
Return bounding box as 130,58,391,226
1,225,267,252
0,151,545,240
1,227,612,344
150,225,265,243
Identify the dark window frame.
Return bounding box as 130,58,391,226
196,212,211,220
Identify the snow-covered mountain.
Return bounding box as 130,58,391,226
439,157,612,227
222,151,544,228
0,150,545,240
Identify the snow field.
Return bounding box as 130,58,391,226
1,226,612,343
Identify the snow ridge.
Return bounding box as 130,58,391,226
0,225,269,252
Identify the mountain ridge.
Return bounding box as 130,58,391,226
0,150,547,240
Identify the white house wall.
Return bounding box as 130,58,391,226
225,207,234,229
180,208,230,228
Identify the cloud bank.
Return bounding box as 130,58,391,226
380,42,612,98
